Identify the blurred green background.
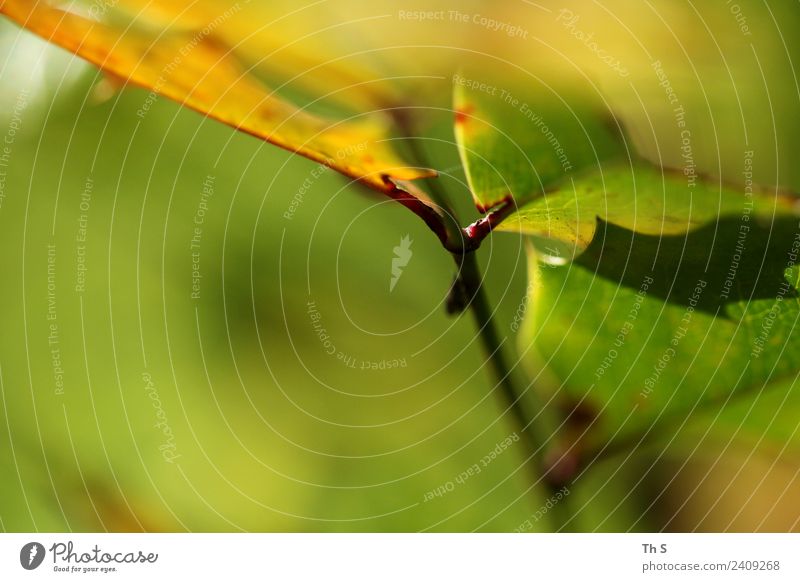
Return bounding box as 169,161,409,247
0,0,799,532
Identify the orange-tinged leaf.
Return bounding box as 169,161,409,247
0,0,436,197
109,0,404,113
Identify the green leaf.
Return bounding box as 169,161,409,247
497,163,794,262
674,374,800,455
453,72,626,212
518,213,800,453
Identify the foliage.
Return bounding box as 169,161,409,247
1,0,799,532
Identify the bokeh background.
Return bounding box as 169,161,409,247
0,0,798,531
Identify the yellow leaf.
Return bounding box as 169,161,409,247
0,0,436,196
108,0,404,113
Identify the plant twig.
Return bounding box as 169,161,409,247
455,251,550,467
456,251,578,500
391,110,578,529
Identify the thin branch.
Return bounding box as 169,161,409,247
455,251,551,470
391,110,573,521
463,197,515,244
